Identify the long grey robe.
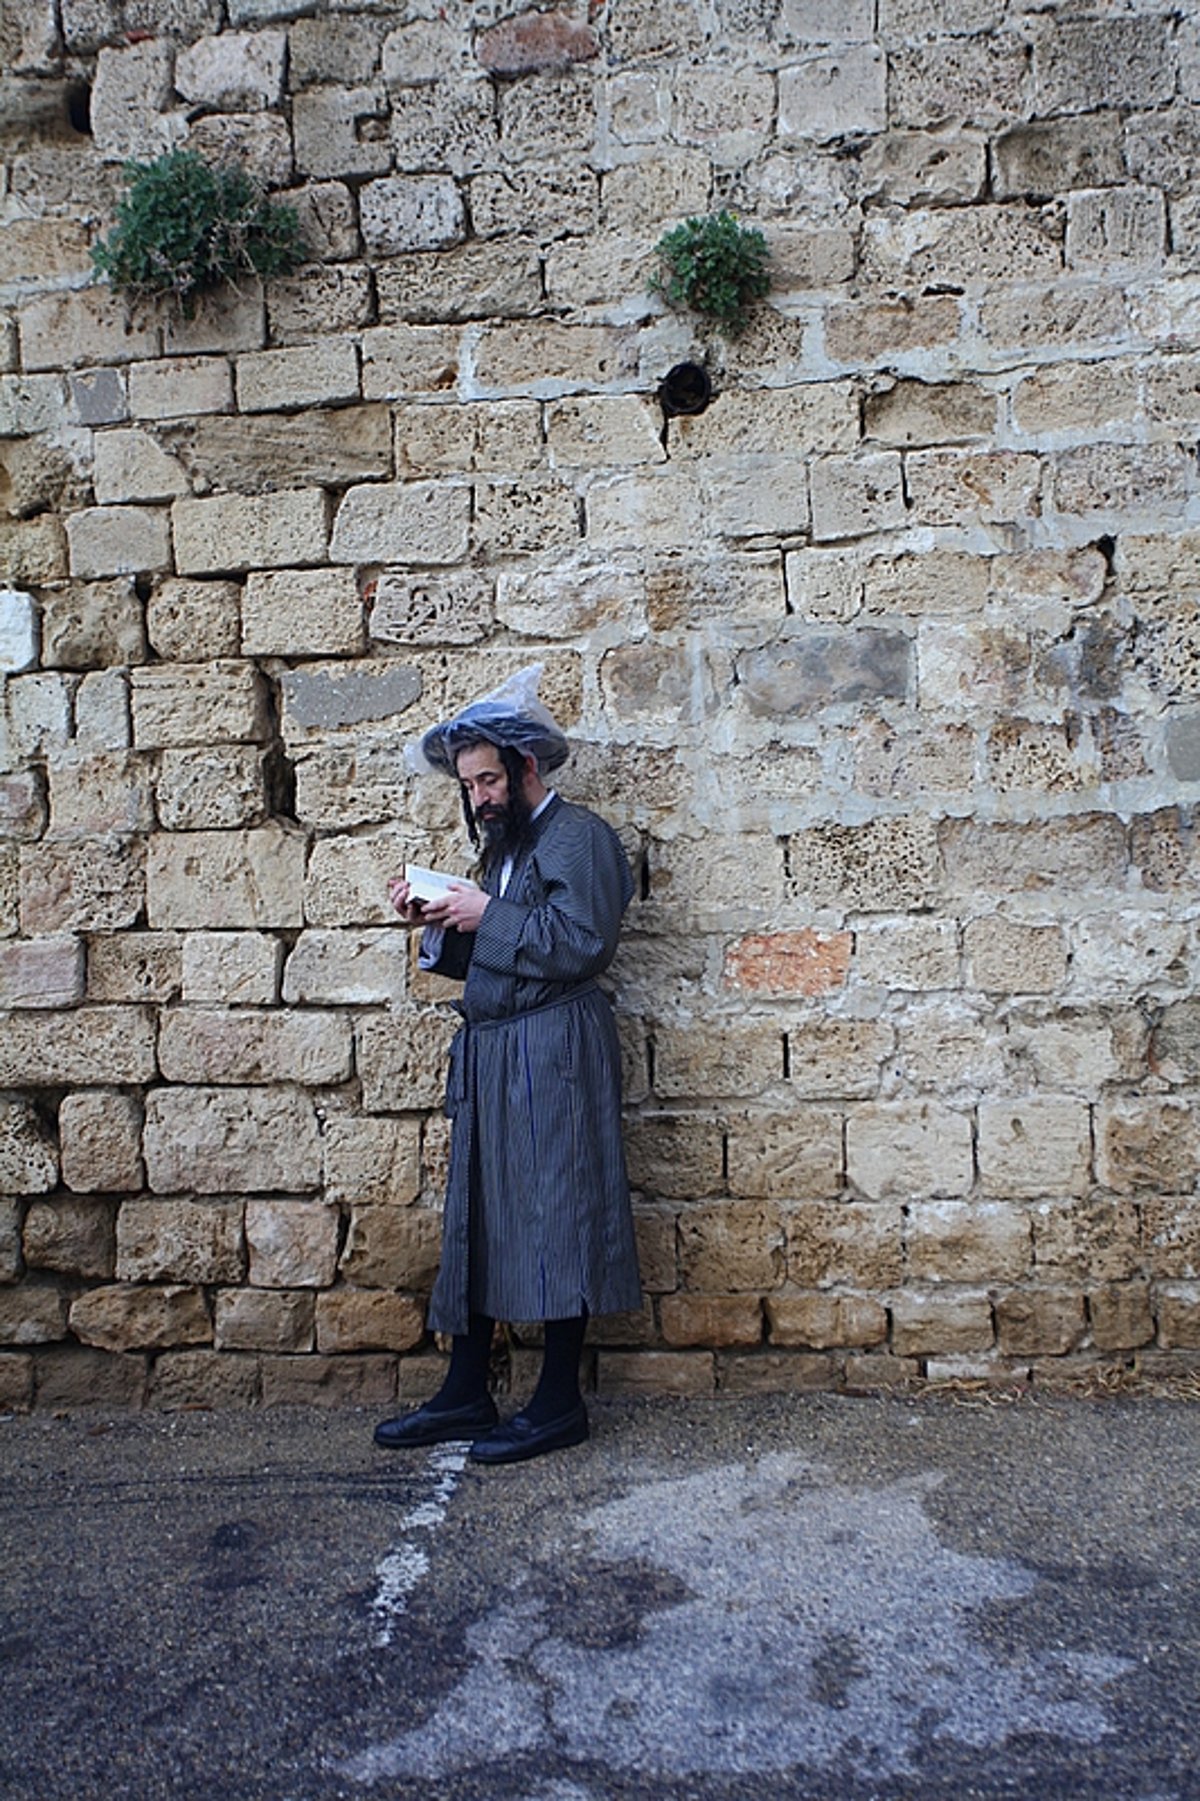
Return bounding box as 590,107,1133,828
423,794,643,1334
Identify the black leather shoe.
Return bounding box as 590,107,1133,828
469,1402,589,1465
373,1397,498,1449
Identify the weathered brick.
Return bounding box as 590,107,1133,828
116,1199,244,1285
477,12,599,75
144,1089,321,1195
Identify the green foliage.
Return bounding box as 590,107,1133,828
91,150,307,317
649,210,771,337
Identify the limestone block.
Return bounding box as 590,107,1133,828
877,0,1005,32
1126,105,1200,197
164,282,267,359
19,840,144,935
146,578,241,661
240,567,364,659
788,1201,903,1288
1088,1280,1153,1352
0,847,16,938
160,1008,352,1087
246,1198,338,1287
0,772,46,842
725,1107,843,1200
964,918,1067,994
214,1287,314,1353
478,12,598,74
338,1205,441,1290
607,70,669,142
809,453,904,541
468,163,599,241
679,1200,785,1291
0,1007,155,1088
624,1113,724,1200
542,234,657,313
601,152,711,233
993,115,1125,202
651,1016,786,1104
472,321,636,396
360,175,465,256
644,552,783,632
316,1288,425,1353
723,932,849,1000
891,1293,993,1357
290,14,381,83
371,568,495,647
88,932,182,1005
786,1020,894,1101
323,1114,421,1209
546,397,665,470
1145,355,1200,429
131,663,268,750
360,324,461,397
786,817,939,913
852,918,959,992
22,1197,115,1279
0,374,68,437
41,579,147,668
595,1349,714,1397
673,65,773,164
941,816,1127,899
156,745,267,831
174,28,286,106
846,1104,973,1201
395,400,542,476
660,1294,762,1348
375,241,543,325
71,1284,211,1353
978,284,1129,358
47,750,156,838
672,385,857,462
259,1352,397,1407
994,1289,1085,1357
0,518,68,585
861,205,1062,290
1157,1285,1200,1351
292,84,392,180
692,461,808,541
1096,1098,1197,1194
292,744,414,831
907,451,1041,527
916,620,1033,712
389,80,499,175
1009,360,1139,438
1068,914,1191,1004
148,1348,259,1408
303,826,417,926
777,45,885,140
182,932,280,1005
911,1200,1030,1285
586,472,706,550
145,1088,320,1196
69,368,129,427
855,131,986,207
90,40,180,161
986,718,1093,795
330,482,470,565
357,1009,459,1112
647,831,784,917
146,826,306,929
978,1099,1091,1199
235,341,359,413
6,673,71,761
766,1292,886,1350
888,34,1028,131
738,629,910,716
864,379,996,448
0,937,84,1009
267,264,373,344
280,659,423,744
0,1282,71,1345
1031,15,1173,116
66,506,172,579
1066,187,1165,270
19,291,160,374
0,591,37,674
1143,1196,1200,1280
128,357,233,422
116,1198,244,1285
0,1096,57,1195
164,407,392,496
281,929,407,1006
172,490,328,575
473,478,581,557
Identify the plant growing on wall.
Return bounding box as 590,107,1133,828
91,149,307,318
648,210,771,337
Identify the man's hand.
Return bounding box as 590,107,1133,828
421,881,489,934
386,876,428,927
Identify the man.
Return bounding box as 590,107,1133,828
374,672,642,1464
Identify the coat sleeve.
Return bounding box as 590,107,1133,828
469,813,632,982
418,922,474,982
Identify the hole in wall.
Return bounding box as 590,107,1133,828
66,82,92,136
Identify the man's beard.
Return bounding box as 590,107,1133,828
474,789,534,864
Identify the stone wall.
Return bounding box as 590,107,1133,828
3,0,1200,1411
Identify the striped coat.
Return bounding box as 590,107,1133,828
423,794,643,1334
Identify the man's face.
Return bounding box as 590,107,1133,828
456,743,513,838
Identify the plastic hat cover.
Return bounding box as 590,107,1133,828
406,662,570,777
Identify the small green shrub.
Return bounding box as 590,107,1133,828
91,149,307,317
648,210,771,337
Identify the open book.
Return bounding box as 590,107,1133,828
404,863,478,905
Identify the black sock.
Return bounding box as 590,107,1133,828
429,1312,494,1411
524,1311,588,1424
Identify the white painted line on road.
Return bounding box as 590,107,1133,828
370,1445,466,1648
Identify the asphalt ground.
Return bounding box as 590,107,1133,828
2,1390,1199,1801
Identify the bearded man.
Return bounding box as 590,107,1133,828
373,672,642,1465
